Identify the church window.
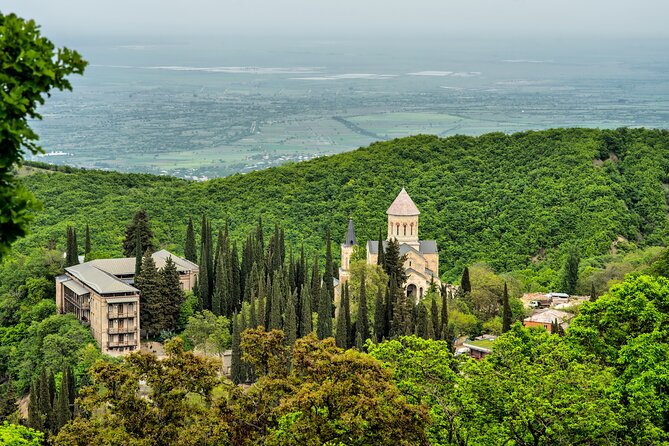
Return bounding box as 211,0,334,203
396,223,400,236
403,224,407,236
410,223,414,235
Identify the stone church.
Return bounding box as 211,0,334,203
338,188,440,301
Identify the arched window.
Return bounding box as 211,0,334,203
403,224,407,236
396,223,400,236
410,223,414,235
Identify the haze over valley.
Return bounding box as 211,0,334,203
29,35,669,178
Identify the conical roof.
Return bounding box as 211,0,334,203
387,188,420,216
343,219,356,246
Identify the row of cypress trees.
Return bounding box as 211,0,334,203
64,224,91,267
27,367,76,436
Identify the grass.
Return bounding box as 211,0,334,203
465,339,495,350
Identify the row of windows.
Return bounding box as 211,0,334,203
390,222,417,236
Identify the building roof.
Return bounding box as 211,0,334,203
387,188,420,216
65,263,139,295
419,240,438,254
62,279,90,296
65,250,195,296
343,219,356,247
89,250,198,276
524,309,572,324
153,249,199,272
367,240,438,256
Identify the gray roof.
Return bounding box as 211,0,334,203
65,263,139,295
419,240,438,254
343,219,356,247
367,240,438,255
90,250,198,276
62,279,91,296
387,188,420,216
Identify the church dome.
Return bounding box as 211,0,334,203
387,188,420,216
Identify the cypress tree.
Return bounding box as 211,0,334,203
134,227,142,278
269,276,282,330
384,284,393,339
377,228,385,267
231,312,242,384
54,371,71,433
431,294,440,340
249,292,258,328
48,369,56,406
65,226,79,267
427,307,436,340
231,241,241,311
440,286,450,342
136,251,165,338
27,378,43,431
374,287,385,343
257,273,266,330
161,256,184,331
66,366,75,411
317,287,333,339
198,216,212,311
391,275,412,337
310,252,321,316
323,230,335,310
335,293,348,349
416,303,429,339
383,238,406,285
239,310,248,383
38,368,51,432
299,283,312,337
550,319,559,335
343,283,351,347
284,289,298,346
212,250,226,316
123,210,155,257
184,217,197,263
460,267,472,294
356,270,370,345
254,217,264,269
560,244,580,295
502,282,512,333
84,224,91,256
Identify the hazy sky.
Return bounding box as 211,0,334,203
4,0,668,39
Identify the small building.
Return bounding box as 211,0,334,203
523,309,572,334
56,250,198,356
461,335,497,360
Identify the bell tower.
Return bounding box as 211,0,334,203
339,219,356,284
386,188,420,249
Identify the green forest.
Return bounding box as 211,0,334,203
7,126,669,284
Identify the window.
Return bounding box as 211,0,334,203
396,224,400,236
403,224,406,236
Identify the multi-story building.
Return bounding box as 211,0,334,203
55,249,198,356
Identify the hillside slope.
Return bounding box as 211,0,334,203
10,127,669,280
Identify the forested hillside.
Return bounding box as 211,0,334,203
9,127,669,281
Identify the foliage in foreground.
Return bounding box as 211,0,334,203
55,333,428,446
0,12,86,260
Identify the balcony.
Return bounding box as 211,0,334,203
108,311,137,319
108,326,136,334
108,340,136,348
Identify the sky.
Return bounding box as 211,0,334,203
4,0,669,39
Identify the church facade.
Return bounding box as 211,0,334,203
339,188,440,301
